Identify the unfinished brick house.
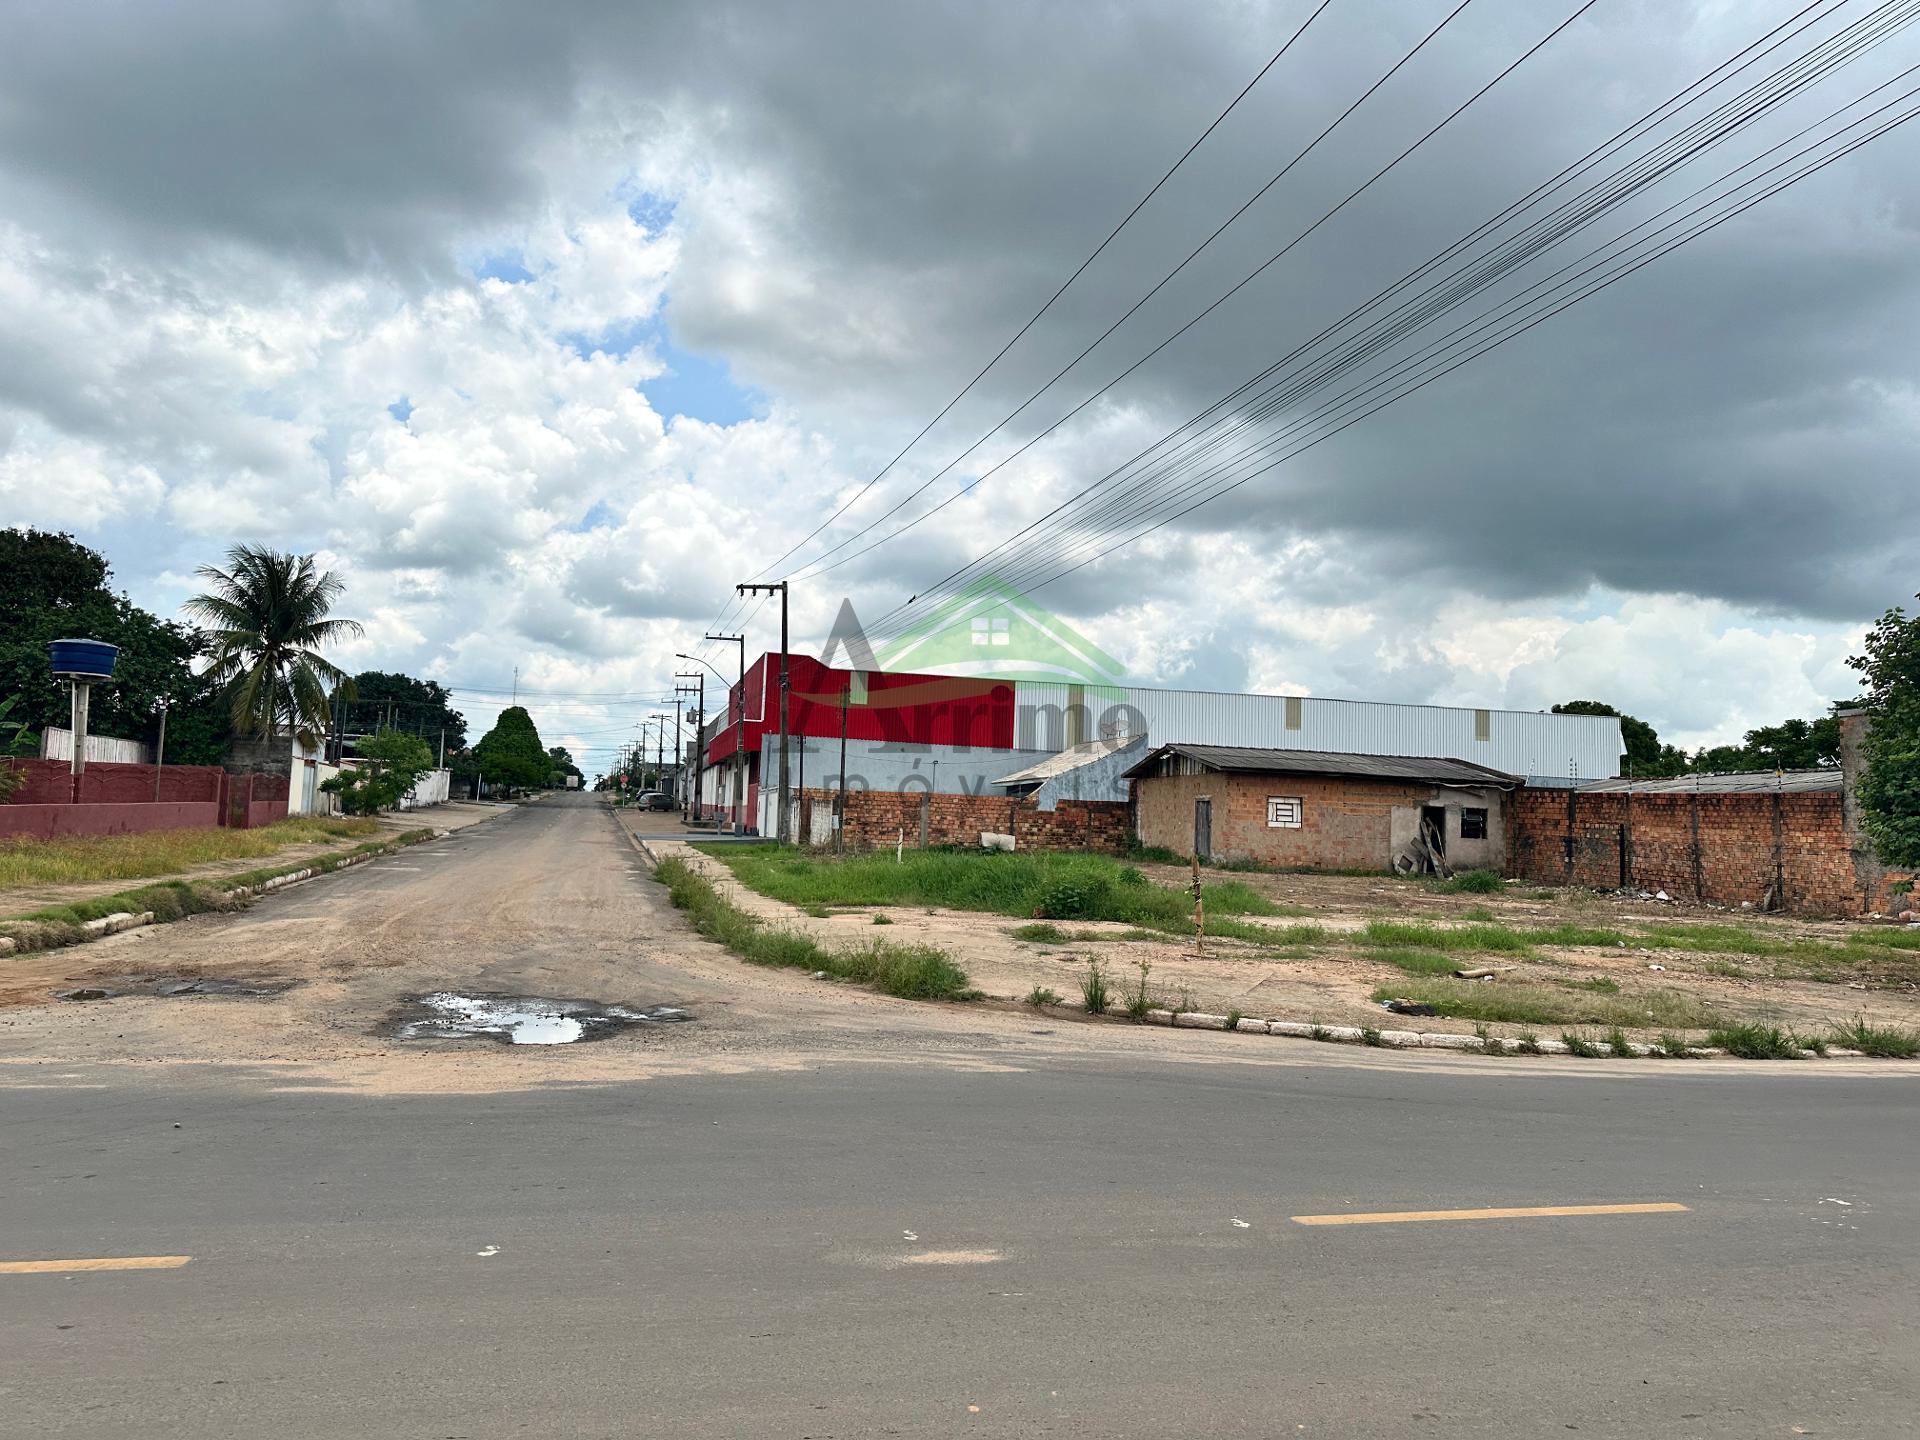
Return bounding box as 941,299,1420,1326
1125,744,1523,872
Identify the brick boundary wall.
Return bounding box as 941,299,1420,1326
1506,786,1909,917
1,759,289,835
797,788,1131,855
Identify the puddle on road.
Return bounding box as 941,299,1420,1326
391,993,693,1046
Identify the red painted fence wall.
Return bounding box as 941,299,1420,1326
0,759,289,838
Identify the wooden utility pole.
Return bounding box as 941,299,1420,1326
1191,853,1205,956
735,582,790,843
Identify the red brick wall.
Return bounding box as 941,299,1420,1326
1506,787,1876,916
5,758,226,805
798,788,1130,855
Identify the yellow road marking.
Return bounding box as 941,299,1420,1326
1291,1202,1689,1227
0,1255,193,1274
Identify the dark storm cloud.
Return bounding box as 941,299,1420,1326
0,0,1914,632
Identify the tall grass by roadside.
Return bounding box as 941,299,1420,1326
654,856,978,1002
0,816,380,890
1829,1016,1920,1058
1369,977,1723,1031
694,845,1306,938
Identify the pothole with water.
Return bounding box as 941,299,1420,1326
390,992,693,1046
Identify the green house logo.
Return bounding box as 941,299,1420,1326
872,577,1129,687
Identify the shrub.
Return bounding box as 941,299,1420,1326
1120,958,1154,1022
1606,1027,1635,1057
1433,868,1505,894
1225,1008,1244,1031
1011,922,1068,944
1561,1031,1601,1058
1024,986,1062,1008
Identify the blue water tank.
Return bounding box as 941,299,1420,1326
49,638,120,680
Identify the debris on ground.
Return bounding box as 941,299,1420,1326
1382,998,1440,1017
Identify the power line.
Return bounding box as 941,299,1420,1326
850,0,1913,643
858,25,1920,633
741,0,1339,585
782,0,1489,581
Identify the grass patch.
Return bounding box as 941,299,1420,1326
1514,1031,1545,1055
1706,1022,1801,1060
1011,921,1068,944
1605,1027,1636,1057
1024,986,1062,1008
1429,868,1505,895
0,815,381,890
1365,947,1460,977
696,845,1307,938
1368,978,1722,1031
1829,1017,1920,1058
1555,975,1621,994
871,913,893,925
1561,1031,1602,1058
652,857,977,1002
1655,1032,1694,1058
1119,958,1155,1022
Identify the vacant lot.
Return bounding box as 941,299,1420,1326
682,844,1920,1051
0,815,379,893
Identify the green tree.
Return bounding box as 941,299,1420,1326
346,671,466,753
547,745,582,782
0,529,226,757
322,728,435,815
1552,700,1689,777
474,706,550,792
184,546,363,745
1850,603,1920,868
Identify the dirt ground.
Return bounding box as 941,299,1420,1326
663,841,1920,1043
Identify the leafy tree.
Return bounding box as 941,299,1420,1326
1850,603,1920,868
0,694,38,802
547,745,582,782
474,705,550,792
1552,700,1689,777
0,529,226,757
346,671,466,753
184,546,363,745
322,727,435,815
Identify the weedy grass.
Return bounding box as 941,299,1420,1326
696,845,1306,937
654,857,977,1002
1829,1016,1920,1058
1655,1032,1694,1058
1705,1022,1802,1059
1561,1031,1602,1058
0,815,381,890
1080,958,1110,1015
1428,868,1505,895
1368,978,1722,1030
1119,958,1155,1022
1010,922,1069,944
1024,985,1062,1008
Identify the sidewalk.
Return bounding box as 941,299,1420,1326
0,801,506,918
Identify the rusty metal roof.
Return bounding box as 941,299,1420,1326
1576,769,1842,795
1122,743,1522,788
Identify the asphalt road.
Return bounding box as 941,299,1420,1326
3,796,1917,1437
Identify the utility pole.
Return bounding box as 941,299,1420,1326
152,696,170,803
736,582,789,843
676,673,704,823
701,633,746,832
512,666,519,705
835,671,851,854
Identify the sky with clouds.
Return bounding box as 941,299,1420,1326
0,0,1914,772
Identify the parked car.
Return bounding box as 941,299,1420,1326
636,790,674,811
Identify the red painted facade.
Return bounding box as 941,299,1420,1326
0,759,290,835
703,654,1015,765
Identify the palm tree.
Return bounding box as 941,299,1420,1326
184,546,363,745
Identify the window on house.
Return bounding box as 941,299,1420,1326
971,616,1011,646
1267,795,1303,828
1474,708,1491,742
1461,807,1488,840
1284,695,1302,730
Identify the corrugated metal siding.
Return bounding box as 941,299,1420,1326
1013,683,1623,780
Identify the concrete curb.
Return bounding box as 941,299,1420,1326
1117,1006,1882,1061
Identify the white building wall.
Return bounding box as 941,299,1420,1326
1013,683,1623,784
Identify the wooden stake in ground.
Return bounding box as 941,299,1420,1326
1191,853,1205,956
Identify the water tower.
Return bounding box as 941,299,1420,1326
49,638,119,793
